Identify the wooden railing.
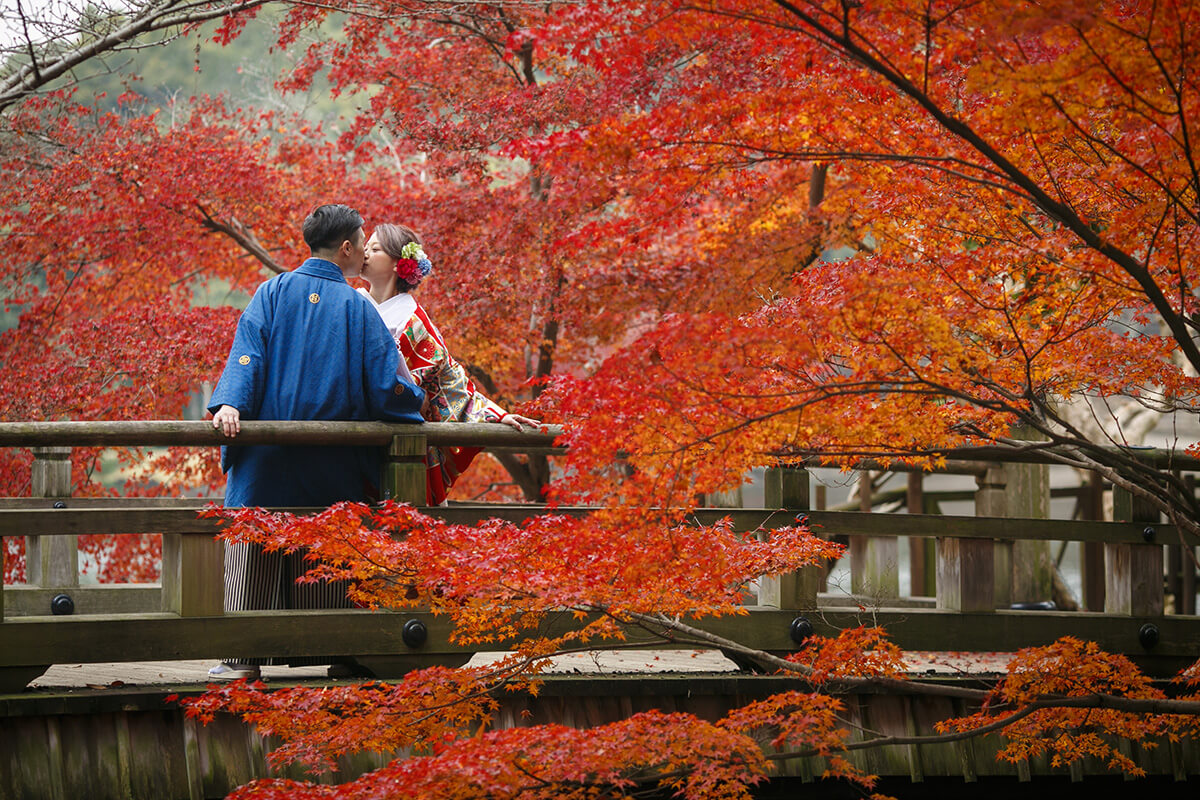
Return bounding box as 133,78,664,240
1,421,1198,691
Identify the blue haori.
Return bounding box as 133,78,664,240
208,257,425,508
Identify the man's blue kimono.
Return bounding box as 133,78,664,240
208,257,425,508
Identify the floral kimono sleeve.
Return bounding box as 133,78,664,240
399,304,506,424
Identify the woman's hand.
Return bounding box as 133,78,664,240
212,405,241,438
498,412,541,431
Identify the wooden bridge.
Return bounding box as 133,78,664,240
1,421,1198,798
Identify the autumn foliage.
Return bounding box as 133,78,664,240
177,500,1200,797
4,0,1200,795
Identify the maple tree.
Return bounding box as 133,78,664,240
3,0,1200,795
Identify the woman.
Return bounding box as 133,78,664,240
359,223,539,504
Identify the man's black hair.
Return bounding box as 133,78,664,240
302,204,364,252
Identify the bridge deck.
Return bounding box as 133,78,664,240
8,649,1193,800
21,649,1011,691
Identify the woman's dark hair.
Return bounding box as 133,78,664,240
302,204,364,252
375,223,424,292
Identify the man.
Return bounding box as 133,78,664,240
206,203,424,680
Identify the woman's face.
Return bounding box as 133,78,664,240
362,232,398,288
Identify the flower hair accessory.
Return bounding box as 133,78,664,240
395,241,433,285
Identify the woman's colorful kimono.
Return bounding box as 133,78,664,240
359,289,507,504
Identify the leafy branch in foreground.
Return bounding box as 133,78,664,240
180,502,1200,799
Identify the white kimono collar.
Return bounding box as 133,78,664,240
357,288,417,331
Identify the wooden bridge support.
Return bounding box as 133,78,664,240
3,674,1196,800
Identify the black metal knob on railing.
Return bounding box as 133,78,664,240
52,501,66,509
1142,526,1156,542
1138,623,1159,650
789,616,814,645
50,593,74,615
402,619,428,648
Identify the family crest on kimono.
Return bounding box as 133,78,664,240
358,223,540,505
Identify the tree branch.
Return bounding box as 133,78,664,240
196,205,286,274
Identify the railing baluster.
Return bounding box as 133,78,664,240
161,531,225,617
760,466,819,611
908,472,935,597
1005,445,1052,606
385,432,428,505
1080,471,1106,611
936,466,999,613
1108,457,1164,616
851,471,899,600
974,464,1009,608
26,447,78,592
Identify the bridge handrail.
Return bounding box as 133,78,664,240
0,420,565,451
3,419,1199,470
1,419,1197,685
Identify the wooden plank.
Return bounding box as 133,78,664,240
0,498,218,509
3,689,1198,799
974,465,1008,608
747,510,1188,545
851,534,899,599
2,508,227,537
4,585,160,617
803,444,1200,471
1105,541,1165,616
2,608,1197,672
1,506,1189,546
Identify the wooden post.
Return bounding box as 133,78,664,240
974,464,1010,608
385,432,428,505
1005,454,1052,605
1183,476,1197,615
907,472,934,597
936,466,999,612
25,447,78,589
1080,471,1106,611
704,485,748,602
1108,459,1164,616
161,533,225,617
851,471,899,600
761,466,819,611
